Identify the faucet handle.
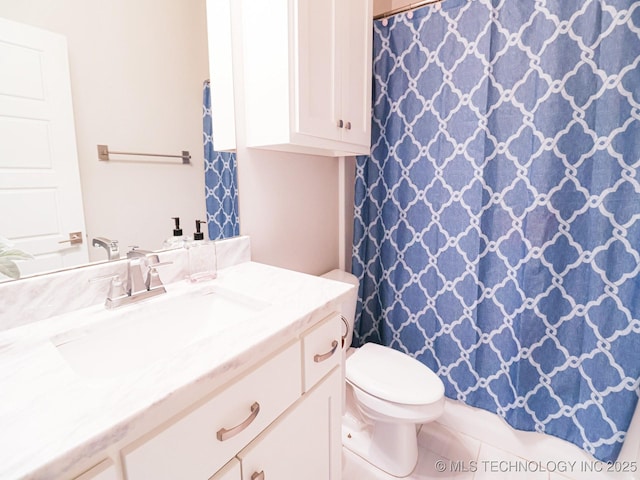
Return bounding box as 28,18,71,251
145,268,164,290
144,260,173,290
107,276,126,299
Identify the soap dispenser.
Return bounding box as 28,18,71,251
163,217,187,249
187,220,217,282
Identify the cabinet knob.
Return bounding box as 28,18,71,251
337,119,344,128
345,121,352,131
251,472,265,480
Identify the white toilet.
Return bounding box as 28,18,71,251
322,270,445,478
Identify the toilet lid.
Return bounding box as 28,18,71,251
346,342,444,405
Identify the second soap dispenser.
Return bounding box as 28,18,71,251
163,217,188,249
187,220,217,282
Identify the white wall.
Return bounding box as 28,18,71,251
236,149,339,275
0,0,209,260
342,157,357,271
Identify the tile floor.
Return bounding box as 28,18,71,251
342,400,640,480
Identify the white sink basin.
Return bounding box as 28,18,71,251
52,286,269,380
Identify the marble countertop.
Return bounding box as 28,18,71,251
0,261,354,480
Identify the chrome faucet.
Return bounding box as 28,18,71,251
92,237,120,260
125,247,164,296
103,247,171,309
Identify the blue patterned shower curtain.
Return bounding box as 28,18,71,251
203,81,240,240
352,0,640,462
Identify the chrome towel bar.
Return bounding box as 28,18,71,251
97,144,191,164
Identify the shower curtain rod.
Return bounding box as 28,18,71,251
374,0,444,20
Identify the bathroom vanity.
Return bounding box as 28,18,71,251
0,242,352,480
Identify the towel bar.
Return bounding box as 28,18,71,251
97,144,191,164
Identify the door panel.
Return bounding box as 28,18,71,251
340,0,373,147
295,0,340,141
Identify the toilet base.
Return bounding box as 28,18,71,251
342,413,419,478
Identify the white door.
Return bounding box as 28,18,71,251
0,18,88,279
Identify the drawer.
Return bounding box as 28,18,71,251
123,341,301,480
301,313,342,392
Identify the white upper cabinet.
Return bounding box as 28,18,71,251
237,0,373,157
206,0,238,152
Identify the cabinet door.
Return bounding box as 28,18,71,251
302,314,342,392
295,0,341,142
238,368,342,480
339,0,373,147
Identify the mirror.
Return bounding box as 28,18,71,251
0,0,235,281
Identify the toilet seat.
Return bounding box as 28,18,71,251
346,343,444,405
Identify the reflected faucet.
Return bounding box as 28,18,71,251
92,237,120,261
126,246,156,260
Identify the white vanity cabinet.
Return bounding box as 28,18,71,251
122,342,302,480
238,369,342,480
0,259,355,480
121,313,343,480
235,317,343,480
236,0,373,157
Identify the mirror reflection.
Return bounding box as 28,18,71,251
0,0,238,282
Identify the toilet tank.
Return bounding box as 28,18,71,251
321,269,359,348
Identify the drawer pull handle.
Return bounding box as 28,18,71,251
216,402,260,441
314,340,339,363
340,314,349,348
251,471,265,480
